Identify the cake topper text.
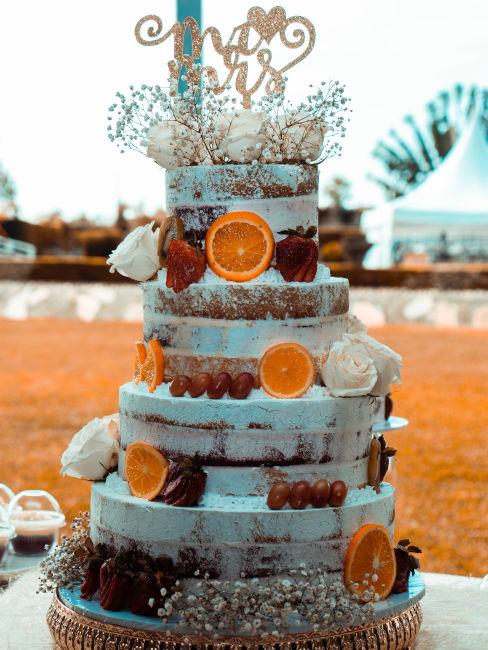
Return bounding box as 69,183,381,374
135,6,315,108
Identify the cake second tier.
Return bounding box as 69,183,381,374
143,266,348,381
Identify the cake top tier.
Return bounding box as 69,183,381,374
166,163,318,244
166,164,318,204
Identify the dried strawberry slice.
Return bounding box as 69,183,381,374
166,238,206,293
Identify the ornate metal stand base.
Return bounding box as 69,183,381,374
47,590,423,650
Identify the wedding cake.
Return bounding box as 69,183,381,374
45,6,424,647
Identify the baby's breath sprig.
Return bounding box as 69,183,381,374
38,521,372,636
158,566,372,636
107,68,351,168
259,79,350,164
38,512,90,593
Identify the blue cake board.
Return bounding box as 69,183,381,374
373,416,409,434
58,572,425,634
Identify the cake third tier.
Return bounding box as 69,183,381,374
118,382,376,493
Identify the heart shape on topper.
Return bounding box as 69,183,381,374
247,6,287,44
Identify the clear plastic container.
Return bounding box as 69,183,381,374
0,483,15,509
7,490,65,556
0,525,15,566
0,506,14,565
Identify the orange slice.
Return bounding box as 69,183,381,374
125,442,169,500
205,211,274,282
344,524,396,602
259,342,315,399
133,341,147,384
143,339,164,393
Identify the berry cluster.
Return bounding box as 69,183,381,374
170,372,254,400
80,548,177,615
267,479,348,510
161,457,207,507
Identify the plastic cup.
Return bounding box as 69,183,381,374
7,490,65,556
0,484,15,509
0,523,15,566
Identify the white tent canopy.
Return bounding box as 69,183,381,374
363,105,488,267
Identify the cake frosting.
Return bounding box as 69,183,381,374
144,265,347,381
118,381,375,487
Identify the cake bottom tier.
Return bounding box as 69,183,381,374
91,474,395,580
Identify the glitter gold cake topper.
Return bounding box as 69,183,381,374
135,6,315,108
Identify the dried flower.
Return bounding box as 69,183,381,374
38,512,91,593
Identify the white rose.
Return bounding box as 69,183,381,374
220,110,266,163
322,336,378,397
347,313,368,334
61,415,120,481
147,120,199,169
278,112,327,162
107,222,159,281
347,333,402,396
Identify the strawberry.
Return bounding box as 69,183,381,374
128,555,176,616
378,434,397,482
392,539,421,594
166,235,206,293
276,226,318,282
161,457,207,507
78,539,108,600
98,554,133,611
129,572,161,616
80,558,103,600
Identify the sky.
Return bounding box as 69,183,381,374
0,0,487,223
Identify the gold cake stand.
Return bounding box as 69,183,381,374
47,589,423,650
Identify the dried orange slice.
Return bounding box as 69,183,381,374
133,341,147,384
258,342,315,399
125,442,169,500
143,339,164,393
205,211,274,282
344,524,396,602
